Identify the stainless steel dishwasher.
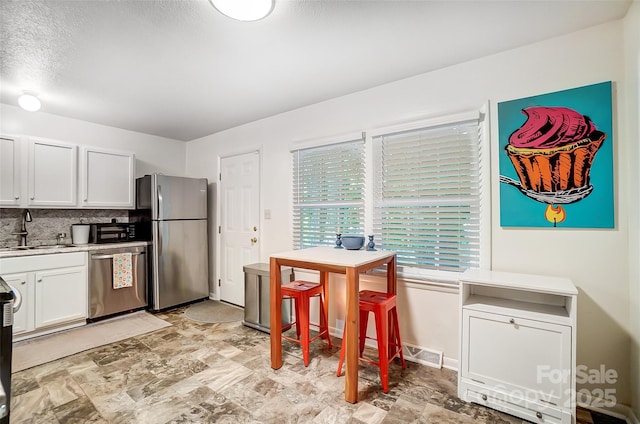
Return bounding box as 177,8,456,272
88,245,147,320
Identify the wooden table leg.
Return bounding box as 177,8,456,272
270,257,283,369
387,255,397,294
320,271,329,340
344,266,359,403
386,255,397,360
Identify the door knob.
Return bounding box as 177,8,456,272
251,237,257,243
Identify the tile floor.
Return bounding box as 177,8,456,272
10,306,625,423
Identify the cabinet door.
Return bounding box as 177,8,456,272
461,309,571,407
80,146,135,208
28,138,77,207
34,267,87,328
1,273,34,335
0,136,21,206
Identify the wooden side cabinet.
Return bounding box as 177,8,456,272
458,269,577,424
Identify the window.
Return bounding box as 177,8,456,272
292,136,365,249
291,111,487,282
371,115,485,281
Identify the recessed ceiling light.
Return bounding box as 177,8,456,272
209,0,274,22
18,92,41,112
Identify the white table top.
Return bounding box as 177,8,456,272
270,246,396,268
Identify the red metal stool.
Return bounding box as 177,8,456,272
281,280,332,366
336,290,405,393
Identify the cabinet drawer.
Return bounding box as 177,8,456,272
464,387,569,424
0,252,87,274
461,308,571,406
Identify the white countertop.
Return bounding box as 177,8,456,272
460,268,577,296
0,241,150,259
271,246,395,268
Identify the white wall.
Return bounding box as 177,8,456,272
623,0,640,420
186,19,636,408
0,104,186,177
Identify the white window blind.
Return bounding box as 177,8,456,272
293,138,365,249
372,118,483,277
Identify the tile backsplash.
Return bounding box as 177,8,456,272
0,209,130,247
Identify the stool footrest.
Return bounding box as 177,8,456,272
283,330,328,345
280,280,332,367
336,290,406,393
358,344,404,368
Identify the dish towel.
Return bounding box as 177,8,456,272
112,253,133,289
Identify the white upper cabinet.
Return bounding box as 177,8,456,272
0,135,21,206
3,135,136,210
80,146,135,209
28,137,78,207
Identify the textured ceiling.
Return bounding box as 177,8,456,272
0,0,632,141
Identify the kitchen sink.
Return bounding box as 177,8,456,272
7,245,73,251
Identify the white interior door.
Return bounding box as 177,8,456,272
220,151,260,306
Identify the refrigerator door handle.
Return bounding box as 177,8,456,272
157,183,163,221
157,224,163,257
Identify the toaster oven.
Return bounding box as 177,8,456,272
90,223,131,243
89,222,150,243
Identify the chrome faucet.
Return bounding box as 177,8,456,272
11,209,32,246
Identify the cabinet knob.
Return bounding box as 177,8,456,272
481,394,487,401
251,237,257,243
509,318,516,325
15,196,19,200
37,278,43,283
21,281,26,285
30,196,35,200
536,411,543,419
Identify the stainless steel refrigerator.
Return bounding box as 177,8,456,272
136,174,209,311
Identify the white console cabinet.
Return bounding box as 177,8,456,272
458,269,577,424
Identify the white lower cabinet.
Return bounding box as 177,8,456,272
458,269,577,424
0,252,87,340
35,267,87,328
1,273,33,334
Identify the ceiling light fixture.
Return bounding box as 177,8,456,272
209,0,274,22
18,92,41,112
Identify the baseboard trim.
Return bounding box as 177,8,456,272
329,326,450,370
443,356,458,371
578,401,640,424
